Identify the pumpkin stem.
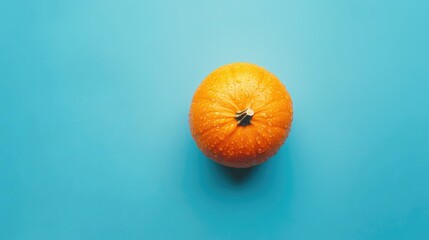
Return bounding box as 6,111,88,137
235,108,254,126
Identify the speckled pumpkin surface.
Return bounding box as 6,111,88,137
189,63,293,168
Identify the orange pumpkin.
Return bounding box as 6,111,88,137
189,63,293,168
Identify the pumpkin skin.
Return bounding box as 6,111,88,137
189,63,293,168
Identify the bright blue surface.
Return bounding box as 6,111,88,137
1,0,429,239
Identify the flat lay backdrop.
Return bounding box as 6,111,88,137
1,0,429,239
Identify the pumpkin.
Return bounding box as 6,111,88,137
189,63,293,168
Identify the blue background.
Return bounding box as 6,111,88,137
1,0,429,239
